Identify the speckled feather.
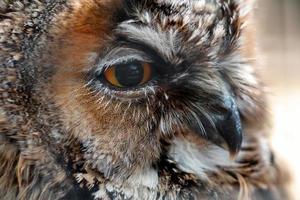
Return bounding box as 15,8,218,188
0,0,290,200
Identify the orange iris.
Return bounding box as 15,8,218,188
104,62,152,88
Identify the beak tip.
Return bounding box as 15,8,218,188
229,151,239,160
224,127,243,157
228,142,242,159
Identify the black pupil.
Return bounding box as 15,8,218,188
115,62,144,87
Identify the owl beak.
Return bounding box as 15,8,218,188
187,95,243,157
214,96,243,157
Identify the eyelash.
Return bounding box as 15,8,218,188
88,74,158,101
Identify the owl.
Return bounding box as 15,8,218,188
0,0,291,199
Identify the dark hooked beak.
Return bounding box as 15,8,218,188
187,95,243,156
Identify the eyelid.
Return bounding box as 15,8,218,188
102,57,146,72
95,48,152,74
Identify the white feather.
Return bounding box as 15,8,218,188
168,138,237,180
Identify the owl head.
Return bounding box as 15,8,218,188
44,0,266,181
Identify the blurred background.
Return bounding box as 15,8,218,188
256,0,300,198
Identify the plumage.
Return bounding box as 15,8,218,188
0,0,290,199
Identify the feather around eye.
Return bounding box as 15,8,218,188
103,61,153,88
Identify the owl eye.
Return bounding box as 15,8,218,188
103,61,152,88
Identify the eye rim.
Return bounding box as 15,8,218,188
102,61,154,90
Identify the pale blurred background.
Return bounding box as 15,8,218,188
256,0,300,198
